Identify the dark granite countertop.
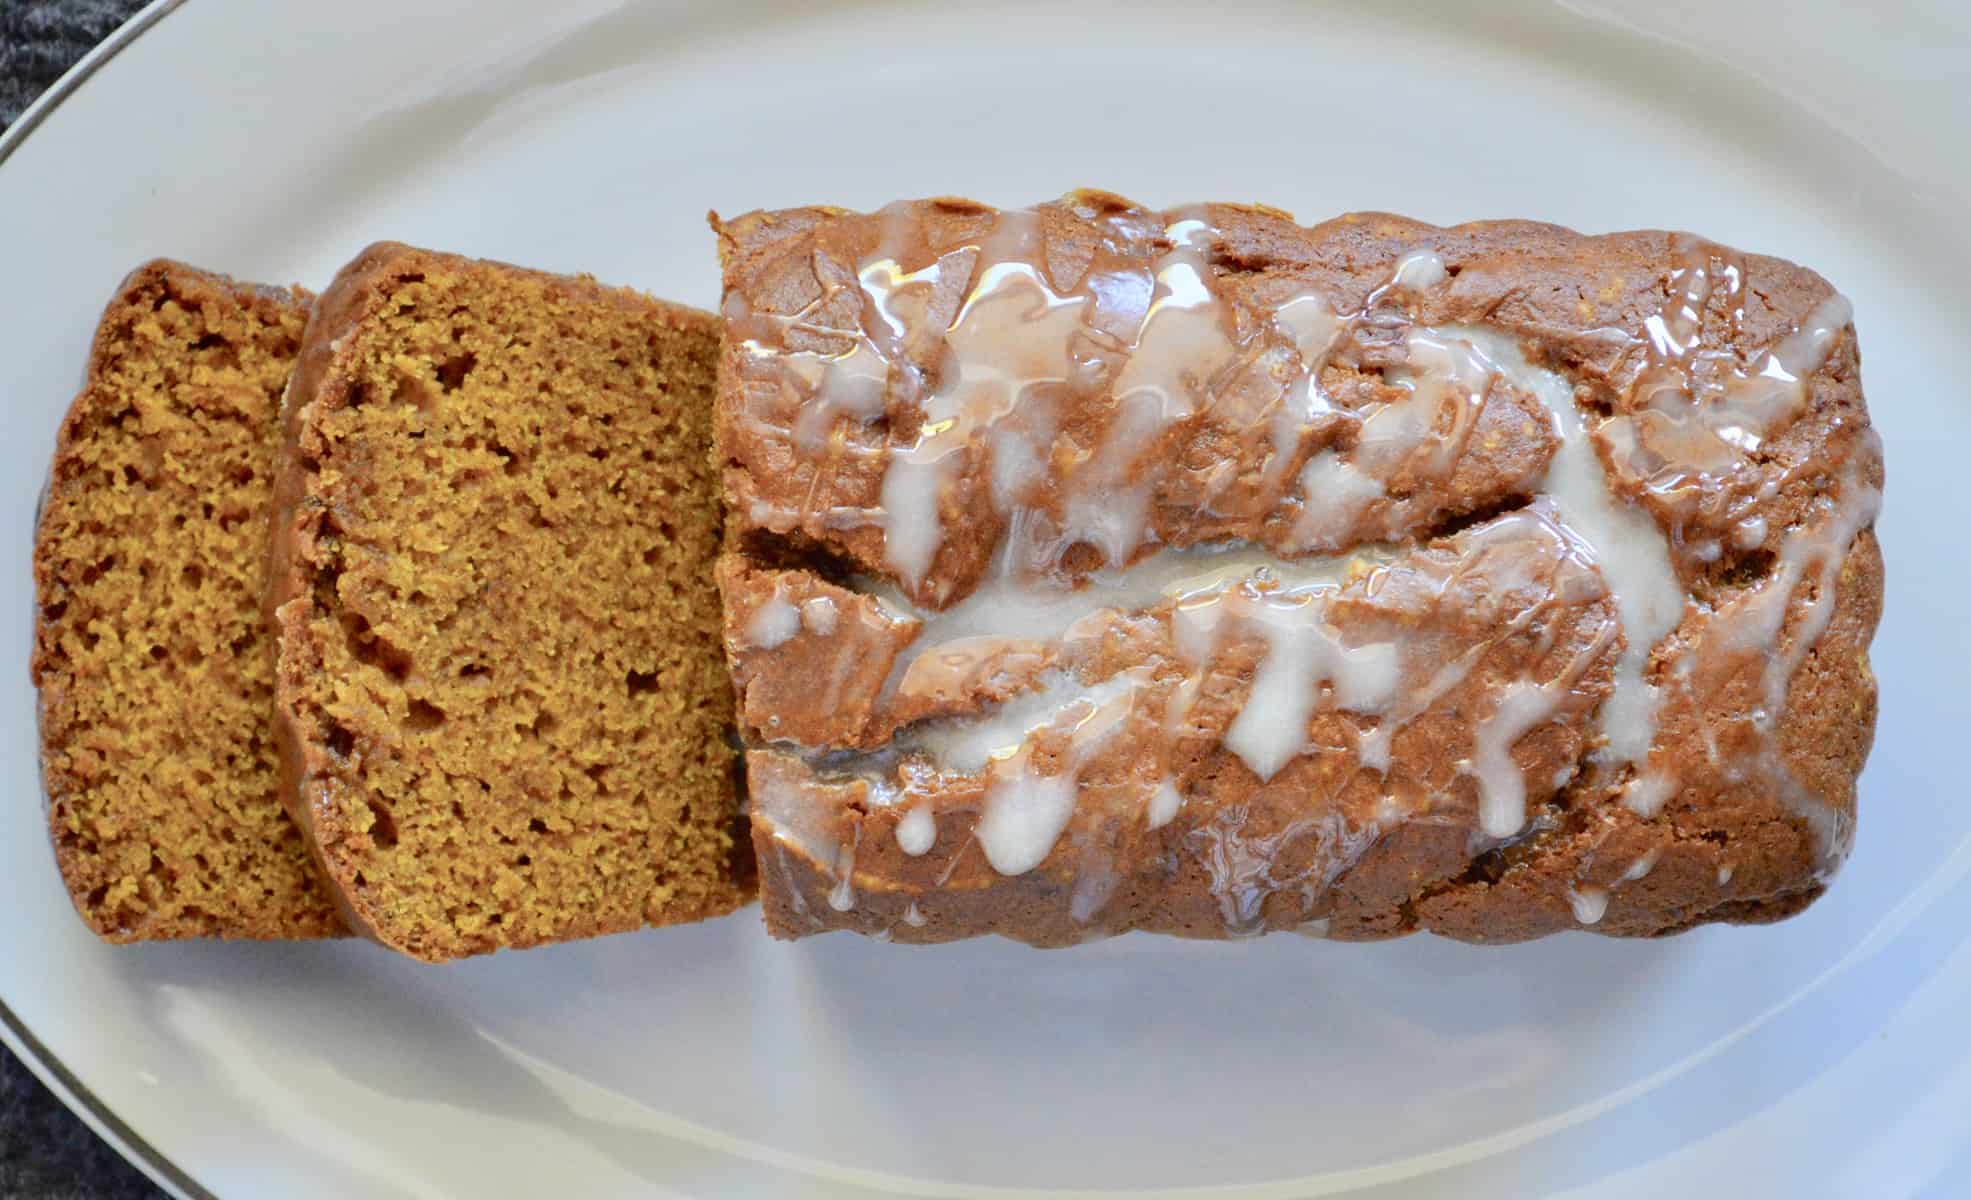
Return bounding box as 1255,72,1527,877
5,6,165,1195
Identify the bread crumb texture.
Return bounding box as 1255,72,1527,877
33,261,341,941
279,248,746,960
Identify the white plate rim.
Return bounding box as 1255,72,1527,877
0,3,209,1196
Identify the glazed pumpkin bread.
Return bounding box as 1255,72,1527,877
267,243,750,961
714,193,1883,946
33,260,343,941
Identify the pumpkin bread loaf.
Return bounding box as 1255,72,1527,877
33,260,343,941
267,243,749,961
714,193,1884,946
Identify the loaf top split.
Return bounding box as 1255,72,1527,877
33,260,344,942
266,243,750,961
712,192,1883,945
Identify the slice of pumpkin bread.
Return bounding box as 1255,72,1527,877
33,260,343,941
267,243,749,961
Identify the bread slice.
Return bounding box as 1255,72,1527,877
33,260,344,941
267,243,750,961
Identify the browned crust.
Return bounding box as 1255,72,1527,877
267,243,741,960
34,259,345,941
715,194,1885,946
265,243,420,945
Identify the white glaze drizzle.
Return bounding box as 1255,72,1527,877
1147,777,1184,830
1291,450,1385,550
880,250,1088,588
873,540,1390,705
1055,216,1240,570
799,596,839,636
847,505,1596,888
807,210,1340,591
1068,841,1123,925
1443,326,1687,769
1390,249,1449,291
784,342,889,452
752,759,863,920
826,836,857,912
974,679,1139,874
743,586,802,650
1190,804,1382,937
1704,445,1882,867
1603,242,1854,535
1265,293,1344,484
1624,770,1678,818
1567,887,1610,925
1368,330,1491,478
1591,242,1866,861
1214,590,1401,780
801,828,859,914
906,670,1144,773
1470,616,1616,839
1283,321,1496,554
895,803,937,856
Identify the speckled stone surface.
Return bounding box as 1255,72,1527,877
0,1,149,128
6,7,168,1197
